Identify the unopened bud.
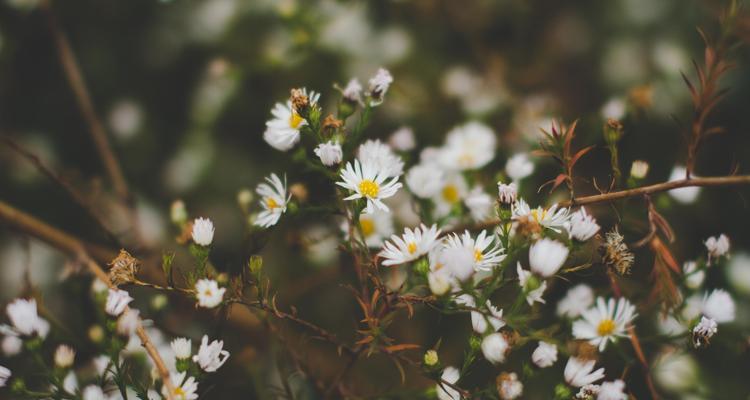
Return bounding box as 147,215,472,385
423,350,439,367
603,118,624,144
630,160,649,179
248,255,263,275
170,200,188,225
237,189,253,211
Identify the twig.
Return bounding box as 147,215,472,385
40,0,130,203
0,200,176,399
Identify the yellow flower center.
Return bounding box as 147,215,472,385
289,112,304,129
204,289,213,297
358,179,380,198
442,185,459,203
360,218,375,237
266,197,279,209
458,153,474,166
474,249,483,262
174,387,186,400
531,209,548,223
407,242,418,254
597,319,616,336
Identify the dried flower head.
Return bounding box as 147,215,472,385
496,372,523,400
108,249,140,286
322,114,343,132
601,228,634,275
514,215,542,239
290,88,309,114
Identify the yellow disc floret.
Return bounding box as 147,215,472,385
597,319,616,336
358,179,380,198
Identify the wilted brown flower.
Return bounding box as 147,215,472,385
322,114,343,132
628,84,653,109
108,249,140,286
514,215,542,239
601,228,635,275
289,183,308,203
290,88,309,113
496,372,523,400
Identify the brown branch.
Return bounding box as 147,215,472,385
0,200,175,399
40,0,130,203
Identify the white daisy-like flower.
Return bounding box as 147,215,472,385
497,181,517,204
701,289,735,323
116,308,140,336
314,141,343,166
481,332,509,365
254,173,290,228
444,230,505,272
342,78,362,102
62,370,77,393
630,160,649,179
531,341,558,368
406,163,444,199
82,385,105,400
162,371,198,400
597,380,627,400
191,217,215,246
434,173,468,217
528,238,569,277
54,345,75,368
388,126,416,151
171,338,192,360
572,297,637,351
505,153,534,181
601,97,626,120
692,316,717,348
195,279,226,309
567,208,600,241
497,372,523,400
517,263,547,305
105,289,133,317
705,234,730,263
439,242,476,282
6,298,49,337
464,187,494,222
427,248,453,295
367,68,393,104
346,209,394,248
193,335,230,373
379,224,441,266
564,357,605,387
471,300,505,334
512,199,570,233
575,384,601,399
336,159,403,214
668,166,701,204
436,366,460,400
557,284,595,319
0,365,10,388
263,90,320,151
438,122,497,171
683,261,705,289
357,139,404,178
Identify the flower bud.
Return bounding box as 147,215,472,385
423,350,439,367
54,345,75,369
629,160,649,180
170,200,188,225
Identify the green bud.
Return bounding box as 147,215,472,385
248,255,263,276
10,378,26,394
524,274,541,292
603,118,624,144
469,335,482,351
151,294,168,311
414,258,430,276
554,383,572,399
337,100,356,120
423,349,439,367
176,358,191,373
24,337,42,352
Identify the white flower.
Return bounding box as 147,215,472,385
6,298,48,337
597,380,627,400
171,338,192,360
505,153,534,181
668,166,700,204
531,341,558,368
195,279,225,308
601,97,626,120
92,355,110,377
464,187,494,222
630,160,649,179
497,181,517,204
314,141,343,166
336,159,402,214
572,297,637,351
379,224,441,266
701,289,735,323
254,173,290,228
388,126,416,151
117,308,140,336
0,365,9,388
191,217,215,246
436,366,460,400
564,357,605,387
512,200,570,233
342,78,362,102
350,209,394,248
576,384,601,399
406,163,444,199
170,200,188,225
428,270,452,296
105,289,133,317
517,263,547,305
567,208,600,241
82,385,106,400
705,234,730,263
367,68,393,104
727,252,750,295
2,335,22,356
62,371,78,393
263,90,320,151
163,371,198,400
529,238,569,277
193,335,230,373
498,372,523,400
471,300,505,334
357,139,404,178
683,261,705,289
692,316,717,348
557,284,595,319
438,122,496,171
434,173,468,217
439,242,476,282
444,230,505,272
481,333,509,364
54,345,75,368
